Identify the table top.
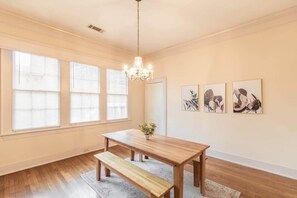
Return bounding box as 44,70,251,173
103,129,210,166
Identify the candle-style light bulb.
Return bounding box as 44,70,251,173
147,64,153,70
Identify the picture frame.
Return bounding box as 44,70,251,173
181,85,199,111
233,79,262,114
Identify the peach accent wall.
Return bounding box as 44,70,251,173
0,9,144,175
149,21,297,171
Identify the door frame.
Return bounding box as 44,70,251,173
145,77,167,136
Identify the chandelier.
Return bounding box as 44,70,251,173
123,0,153,81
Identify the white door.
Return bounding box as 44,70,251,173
145,78,166,136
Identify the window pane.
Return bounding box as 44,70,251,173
107,69,128,120
13,51,60,131
46,109,59,126
71,109,81,124
46,92,59,109
14,91,31,110
13,51,60,92
107,69,128,94
91,94,99,108
46,58,59,75
14,110,31,130
81,108,91,122
13,91,60,130
32,92,46,110
81,94,91,108
71,93,81,109
107,95,128,120
90,108,99,121
70,93,99,123
31,55,45,75
32,110,45,128
70,62,100,93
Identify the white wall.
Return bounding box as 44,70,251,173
0,9,144,176
148,16,297,179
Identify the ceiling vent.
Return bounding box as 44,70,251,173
88,25,105,33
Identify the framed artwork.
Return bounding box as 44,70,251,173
181,85,198,111
233,79,262,114
204,83,226,113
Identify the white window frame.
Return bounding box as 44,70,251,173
70,62,100,124
12,51,61,132
106,69,129,121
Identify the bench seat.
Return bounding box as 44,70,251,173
94,151,173,198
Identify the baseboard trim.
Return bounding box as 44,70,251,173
208,149,297,180
0,144,111,176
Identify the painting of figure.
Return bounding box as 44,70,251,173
181,85,198,111
233,79,262,114
204,83,225,113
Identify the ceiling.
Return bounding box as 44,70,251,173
0,0,297,55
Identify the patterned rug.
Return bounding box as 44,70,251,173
81,156,241,198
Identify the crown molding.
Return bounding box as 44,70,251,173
144,6,297,60
0,8,134,58
0,32,131,67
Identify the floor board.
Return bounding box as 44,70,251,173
1,145,297,198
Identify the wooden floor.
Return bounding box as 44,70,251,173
1,145,297,198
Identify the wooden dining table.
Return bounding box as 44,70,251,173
102,129,210,198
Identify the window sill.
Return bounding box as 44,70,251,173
69,120,102,127
0,119,132,139
105,118,130,123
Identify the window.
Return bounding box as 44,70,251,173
70,62,100,123
13,51,60,131
106,69,128,120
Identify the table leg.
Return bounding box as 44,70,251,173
139,153,143,162
200,151,206,195
130,150,135,161
173,165,184,198
104,138,110,177
193,160,200,187
164,192,170,198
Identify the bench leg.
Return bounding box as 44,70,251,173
104,138,110,177
139,153,143,162
164,191,170,198
145,155,149,159
104,166,110,177
96,160,101,181
130,150,135,161
193,160,200,187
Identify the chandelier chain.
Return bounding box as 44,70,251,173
122,0,153,81
137,0,140,56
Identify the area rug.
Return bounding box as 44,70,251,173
81,156,241,198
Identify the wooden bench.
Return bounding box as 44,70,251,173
94,151,173,198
